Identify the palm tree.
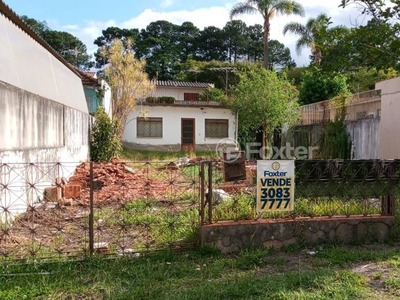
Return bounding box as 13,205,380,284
283,13,331,65
230,0,305,70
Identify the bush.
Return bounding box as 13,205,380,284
158,96,175,104
199,88,228,104
90,106,121,162
145,97,157,103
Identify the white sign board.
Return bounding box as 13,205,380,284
256,160,295,212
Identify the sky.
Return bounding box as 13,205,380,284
3,0,368,67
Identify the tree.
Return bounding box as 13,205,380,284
177,22,200,60
299,68,349,105
93,26,139,68
20,15,93,69
101,38,154,138
283,13,331,65
195,26,228,61
269,39,296,70
136,20,182,80
42,31,93,69
21,15,50,36
231,65,300,149
230,0,304,70
244,24,264,62
223,20,248,62
339,0,400,22
345,67,398,93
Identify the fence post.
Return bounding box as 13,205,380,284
199,162,205,246
382,195,396,216
89,161,94,255
207,161,213,224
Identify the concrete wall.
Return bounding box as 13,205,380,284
376,76,400,159
0,82,90,219
290,118,380,159
347,118,380,159
202,216,394,253
122,105,237,151
0,13,88,113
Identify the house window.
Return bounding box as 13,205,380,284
184,93,200,101
137,117,163,138
205,119,228,138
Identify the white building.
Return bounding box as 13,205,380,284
122,80,238,151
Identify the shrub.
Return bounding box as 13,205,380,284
158,96,175,104
199,88,228,104
90,106,122,162
146,97,157,103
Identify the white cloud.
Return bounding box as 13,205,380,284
160,0,176,8
57,0,364,67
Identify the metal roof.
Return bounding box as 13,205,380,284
0,0,80,77
154,80,213,88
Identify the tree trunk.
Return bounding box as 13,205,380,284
263,17,270,70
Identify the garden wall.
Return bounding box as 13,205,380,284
202,216,394,253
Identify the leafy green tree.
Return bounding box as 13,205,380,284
20,15,93,69
269,39,296,70
340,0,400,22
137,20,182,80
244,24,264,62
345,67,398,93
195,26,227,61
299,68,349,105
223,20,248,62
231,65,300,148
177,22,200,60
283,13,331,65
21,15,50,36
90,106,121,162
42,30,93,69
93,27,139,68
230,0,304,70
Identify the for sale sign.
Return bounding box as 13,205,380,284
256,160,295,212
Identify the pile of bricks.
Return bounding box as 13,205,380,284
44,160,192,206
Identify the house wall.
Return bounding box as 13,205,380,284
0,13,88,113
101,80,112,119
122,105,237,151
153,86,208,100
376,77,400,159
84,87,100,115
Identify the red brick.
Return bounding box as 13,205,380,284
64,184,81,199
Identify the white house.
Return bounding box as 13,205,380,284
122,80,238,151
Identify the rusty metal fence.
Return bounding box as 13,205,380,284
0,160,202,263
201,159,400,224
1,159,399,264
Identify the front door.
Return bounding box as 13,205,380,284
181,118,195,151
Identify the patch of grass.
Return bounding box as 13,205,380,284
211,194,381,222
4,246,400,299
120,147,217,162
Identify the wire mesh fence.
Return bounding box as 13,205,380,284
1,159,399,264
